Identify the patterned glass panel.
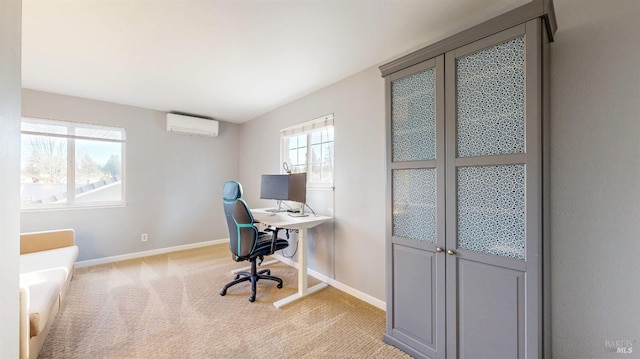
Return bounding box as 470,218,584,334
457,165,525,259
456,36,525,157
393,169,436,243
391,68,436,161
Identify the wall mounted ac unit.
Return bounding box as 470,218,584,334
166,113,219,137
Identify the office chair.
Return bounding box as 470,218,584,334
220,180,290,302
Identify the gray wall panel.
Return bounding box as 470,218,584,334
551,0,640,357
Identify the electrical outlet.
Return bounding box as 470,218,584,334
141,233,148,242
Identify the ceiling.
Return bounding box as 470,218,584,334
22,0,530,124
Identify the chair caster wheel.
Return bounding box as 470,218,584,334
277,283,283,289
220,289,226,296
249,296,255,302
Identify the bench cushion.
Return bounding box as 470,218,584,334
20,246,79,280
20,269,66,337
19,245,79,337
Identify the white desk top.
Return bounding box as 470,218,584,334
251,208,332,230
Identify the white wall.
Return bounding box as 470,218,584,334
0,0,22,356
21,90,240,261
239,66,387,301
551,0,640,357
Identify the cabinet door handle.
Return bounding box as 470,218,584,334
436,247,444,252
447,250,455,255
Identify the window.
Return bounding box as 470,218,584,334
281,114,334,186
20,117,126,210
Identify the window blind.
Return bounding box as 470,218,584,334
21,117,126,142
280,114,334,137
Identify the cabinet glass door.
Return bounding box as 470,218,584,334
392,168,437,243
454,34,527,260
386,56,446,359
455,36,526,158
445,23,539,359
391,67,437,162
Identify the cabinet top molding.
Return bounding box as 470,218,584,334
379,0,556,78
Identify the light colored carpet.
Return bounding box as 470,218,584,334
39,244,410,358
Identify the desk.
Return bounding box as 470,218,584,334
251,208,332,308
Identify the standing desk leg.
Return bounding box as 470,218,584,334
273,227,328,308
298,228,308,295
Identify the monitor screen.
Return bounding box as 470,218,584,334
260,173,307,204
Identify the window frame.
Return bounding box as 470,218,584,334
20,117,126,211
280,114,334,189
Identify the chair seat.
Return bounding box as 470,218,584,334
253,233,289,257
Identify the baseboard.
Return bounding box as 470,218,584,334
75,239,387,311
272,253,386,311
75,238,229,268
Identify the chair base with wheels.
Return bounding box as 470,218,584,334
220,255,283,302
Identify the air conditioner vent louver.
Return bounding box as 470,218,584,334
166,113,218,137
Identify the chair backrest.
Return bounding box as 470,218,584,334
222,181,258,260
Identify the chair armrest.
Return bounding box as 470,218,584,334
264,227,280,254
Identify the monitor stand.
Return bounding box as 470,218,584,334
265,200,285,213
288,203,308,217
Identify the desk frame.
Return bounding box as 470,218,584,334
250,209,331,308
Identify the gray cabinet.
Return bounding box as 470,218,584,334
381,3,556,359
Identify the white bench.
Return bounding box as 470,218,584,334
19,229,79,359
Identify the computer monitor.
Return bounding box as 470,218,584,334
260,173,307,213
